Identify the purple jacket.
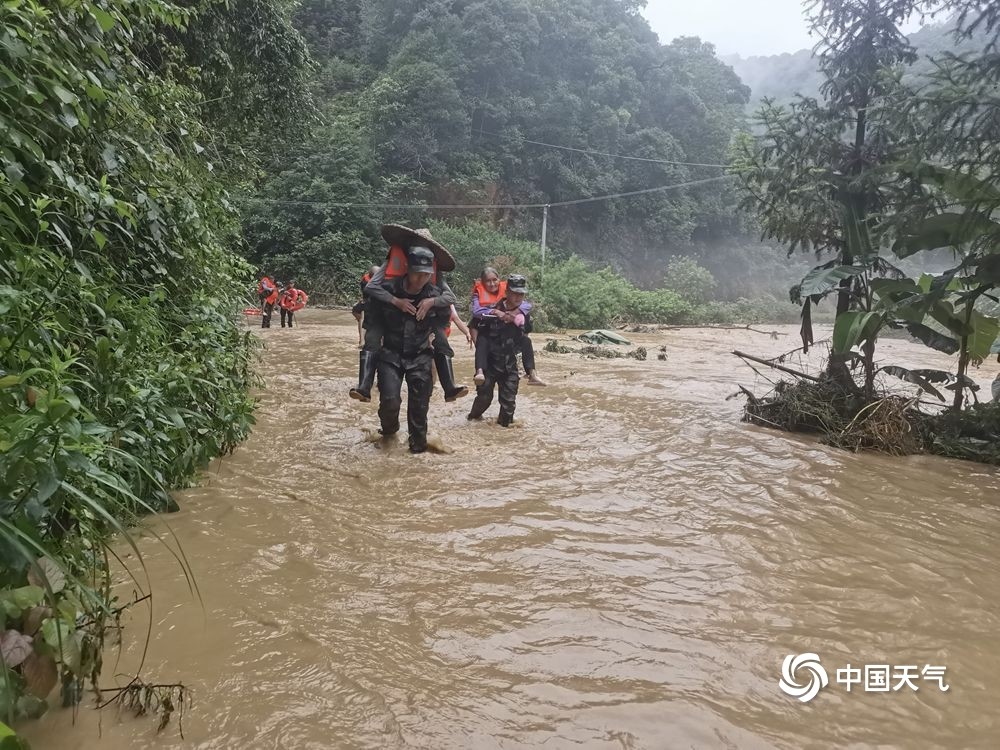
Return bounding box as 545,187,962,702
471,292,532,319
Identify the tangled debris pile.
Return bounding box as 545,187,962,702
544,339,648,361
739,355,1000,465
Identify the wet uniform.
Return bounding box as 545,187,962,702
467,299,526,427
366,277,450,452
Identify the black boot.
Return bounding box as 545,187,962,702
434,353,468,402
350,350,377,402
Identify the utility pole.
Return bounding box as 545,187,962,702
539,204,549,286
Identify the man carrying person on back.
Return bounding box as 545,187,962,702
364,247,450,454
350,224,468,404
278,280,308,328
467,274,531,427
257,275,278,329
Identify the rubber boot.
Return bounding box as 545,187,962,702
349,350,377,402
434,353,468,402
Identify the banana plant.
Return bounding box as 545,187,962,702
887,165,1000,409
790,200,908,397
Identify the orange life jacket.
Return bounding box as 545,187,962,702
257,276,278,302
384,245,439,279
280,288,307,311
472,279,506,307
258,276,278,304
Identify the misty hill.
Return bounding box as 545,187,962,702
245,0,760,289
722,20,986,108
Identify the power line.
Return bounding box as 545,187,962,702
244,175,731,211
476,129,729,168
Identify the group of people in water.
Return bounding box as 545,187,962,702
256,277,309,328
347,224,546,453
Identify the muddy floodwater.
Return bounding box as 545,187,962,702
22,310,1000,749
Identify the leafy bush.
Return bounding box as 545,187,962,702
532,257,632,329
623,289,693,323
661,257,717,305
0,0,284,724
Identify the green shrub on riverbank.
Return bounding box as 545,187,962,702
0,0,306,725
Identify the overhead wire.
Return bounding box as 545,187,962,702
243,175,732,211
474,128,729,168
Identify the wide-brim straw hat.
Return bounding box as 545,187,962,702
380,224,456,272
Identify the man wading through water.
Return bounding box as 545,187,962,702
364,247,450,453
467,274,531,427
350,224,468,403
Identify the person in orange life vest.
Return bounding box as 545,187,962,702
351,224,467,403
470,267,546,386
467,274,531,427
257,275,279,328
352,265,381,347
279,280,308,328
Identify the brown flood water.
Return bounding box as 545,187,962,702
22,310,1000,749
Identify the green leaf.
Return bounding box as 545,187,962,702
905,323,960,355
967,310,1000,362
40,619,80,673
799,264,865,298
894,212,1000,258
878,366,946,402
913,163,1000,204
51,85,76,105
0,376,20,389
833,311,883,354
0,720,28,750
92,8,116,32
10,588,43,612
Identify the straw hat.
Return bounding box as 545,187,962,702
380,224,455,272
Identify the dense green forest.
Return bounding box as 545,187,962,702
242,0,814,312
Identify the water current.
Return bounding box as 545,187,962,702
23,311,1000,749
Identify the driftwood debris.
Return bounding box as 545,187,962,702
732,350,822,383
622,323,787,337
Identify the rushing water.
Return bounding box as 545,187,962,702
23,311,1000,749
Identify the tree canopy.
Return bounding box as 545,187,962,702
243,0,753,294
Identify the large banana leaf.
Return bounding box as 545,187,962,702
967,311,1000,362
832,310,883,354
878,365,947,402
893,211,1000,258
798,264,866,297
904,322,960,354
